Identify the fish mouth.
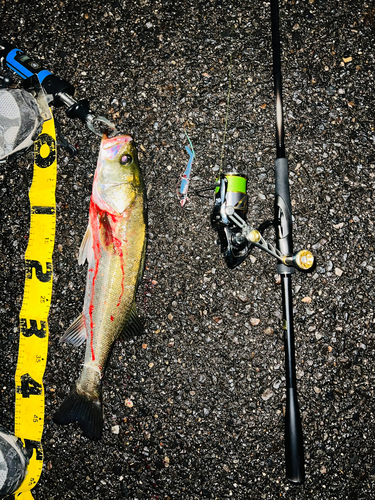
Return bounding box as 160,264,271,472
102,134,133,149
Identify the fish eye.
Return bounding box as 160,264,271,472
120,154,132,166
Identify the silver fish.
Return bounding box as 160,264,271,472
54,134,146,439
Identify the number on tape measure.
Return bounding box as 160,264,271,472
20,318,47,339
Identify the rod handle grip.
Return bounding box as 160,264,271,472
285,387,305,484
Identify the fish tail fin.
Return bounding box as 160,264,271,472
53,388,103,440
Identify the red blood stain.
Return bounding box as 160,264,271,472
88,201,102,362
107,213,126,308
113,235,125,307
102,214,113,247
88,199,128,359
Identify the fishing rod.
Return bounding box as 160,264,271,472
270,0,306,483
0,39,116,137
210,0,313,484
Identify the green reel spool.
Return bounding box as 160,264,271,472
214,172,248,214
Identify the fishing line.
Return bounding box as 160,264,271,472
192,184,218,199
184,128,195,157
219,53,233,177
183,130,217,199
178,57,234,205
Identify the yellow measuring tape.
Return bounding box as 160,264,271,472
13,114,57,499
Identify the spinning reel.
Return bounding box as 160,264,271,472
211,172,314,272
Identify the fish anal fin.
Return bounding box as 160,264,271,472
61,314,87,346
53,387,103,440
120,303,144,340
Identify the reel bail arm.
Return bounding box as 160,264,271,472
227,207,314,272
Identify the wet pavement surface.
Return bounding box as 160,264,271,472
1,0,375,498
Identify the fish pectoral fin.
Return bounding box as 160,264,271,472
61,314,87,346
120,303,144,340
78,224,94,266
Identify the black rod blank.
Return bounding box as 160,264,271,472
271,0,285,159
281,274,305,483
270,0,305,484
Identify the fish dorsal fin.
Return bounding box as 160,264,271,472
78,224,94,266
120,303,144,340
60,314,87,346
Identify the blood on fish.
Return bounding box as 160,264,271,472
101,212,113,247
88,201,127,353
108,212,121,224
101,211,126,309
89,259,99,361
88,201,102,362
113,235,125,307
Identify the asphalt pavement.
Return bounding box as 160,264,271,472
1,0,374,498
